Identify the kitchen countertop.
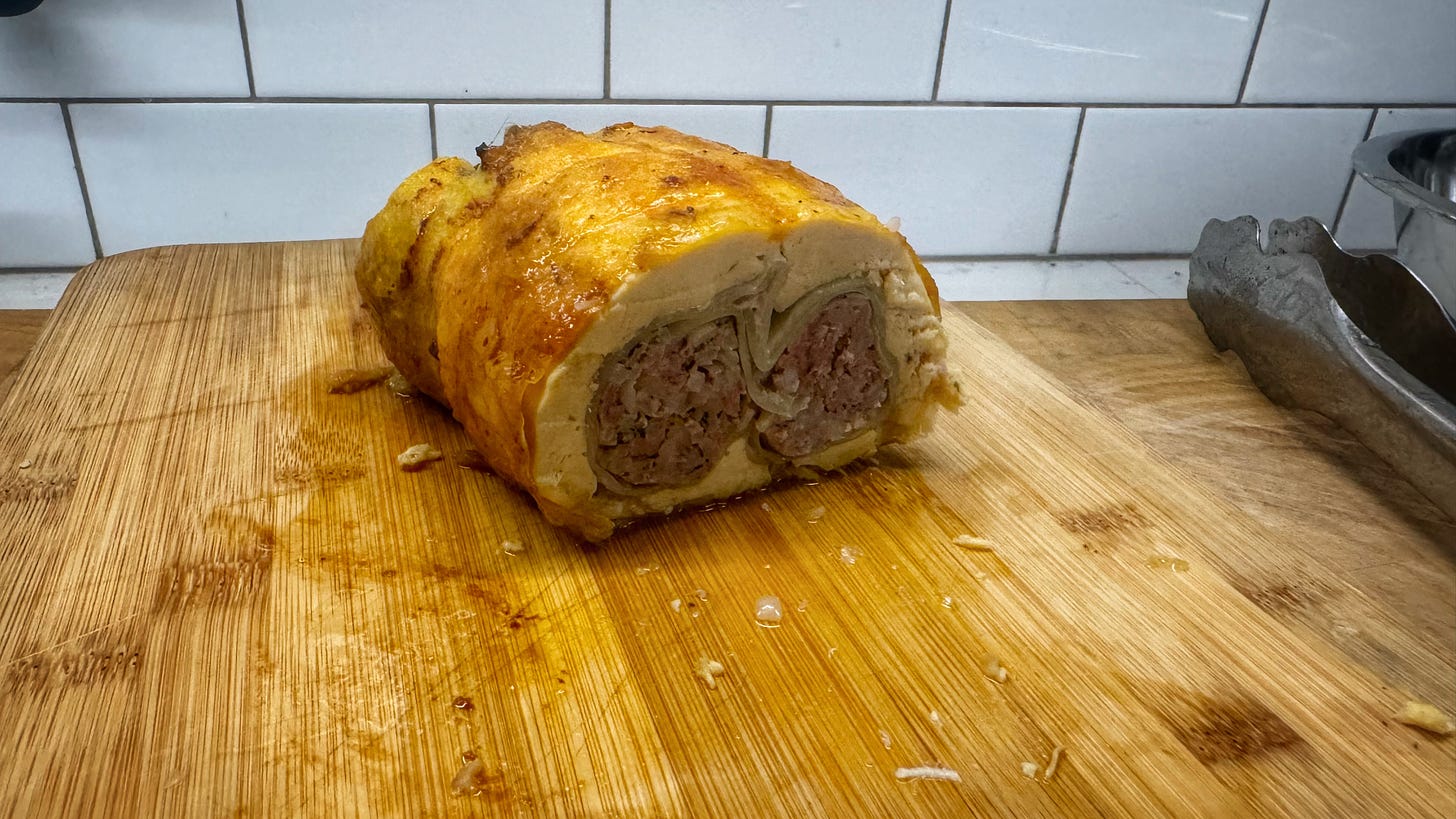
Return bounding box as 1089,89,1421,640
3,297,1449,705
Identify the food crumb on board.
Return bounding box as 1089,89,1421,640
634,564,661,576
879,730,892,750
451,757,486,796
894,766,960,783
806,505,827,523
1044,746,1066,781
397,443,443,471
754,595,783,627
697,656,727,689
839,545,859,566
670,598,682,612
941,595,954,609
952,534,996,551
501,539,524,556
1395,700,1456,735
982,655,1009,684
17,459,32,469
796,599,809,612
760,502,771,512
1020,761,1041,779
929,710,942,726
326,365,394,394
828,647,838,659
386,371,417,395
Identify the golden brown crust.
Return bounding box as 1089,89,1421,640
356,122,956,539
354,157,495,401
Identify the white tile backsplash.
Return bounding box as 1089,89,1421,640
1058,108,1372,254
434,104,767,159
0,0,248,98
769,106,1080,255
939,0,1262,103
1336,108,1456,251
930,258,1188,301
0,104,95,267
0,270,76,309
242,0,604,98
2,1,1452,303
611,0,944,100
70,104,431,253
1244,0,1456,103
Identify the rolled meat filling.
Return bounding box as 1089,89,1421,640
759,294,889,458
593,318,748,487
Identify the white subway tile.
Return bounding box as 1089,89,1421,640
1244,0,1456,103
769,106,1080,255
242,0,603,98
0,0,247,98
611,0,944,100
70,104,431,254
434,104,766,159
930,259,1183,300
0,104,94,267
939,0,1261,103
0,271,76,310
1336,108,1456,251
1058,108,1370,255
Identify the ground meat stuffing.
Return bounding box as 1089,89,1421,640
761,295,887,458
594,318,747,486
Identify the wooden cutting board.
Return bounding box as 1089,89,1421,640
1,241,1452,817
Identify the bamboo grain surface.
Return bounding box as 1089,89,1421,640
0,242,1452,817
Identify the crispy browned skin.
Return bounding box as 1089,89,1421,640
354,157,495,401
356,122,950,537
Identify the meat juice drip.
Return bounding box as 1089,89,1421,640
754,595,783,628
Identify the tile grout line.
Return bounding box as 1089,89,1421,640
1047,108,1087,255
761,105,773,157
1331,108,1380,236
234,0,257,98
602,0,612,99
931,0,954,101
2,96,1454,109
59,104,104,261
1235,0,1272,103
428,103,439,159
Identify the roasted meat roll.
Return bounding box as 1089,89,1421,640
356,122,961,540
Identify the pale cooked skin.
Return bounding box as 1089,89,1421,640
356,122,961,540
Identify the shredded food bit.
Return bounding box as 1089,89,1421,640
326,365,394,394
806,505,827,523
669,598,682,612
839,545,859,566
386,371,418,396
981,655,1009,684
397,443,443,471
501,539,524,556
17,459,32,469
1044,746,1065,781
1020,761,1040,779
941,595,954,609
696,656,726,689
952,534,996,551
895,766,960,782
878,730,892,750
929,710,942,726
1395,700,1456,735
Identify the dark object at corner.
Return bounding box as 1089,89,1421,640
0,0,44,18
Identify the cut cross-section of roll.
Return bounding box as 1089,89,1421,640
356,122,962,540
